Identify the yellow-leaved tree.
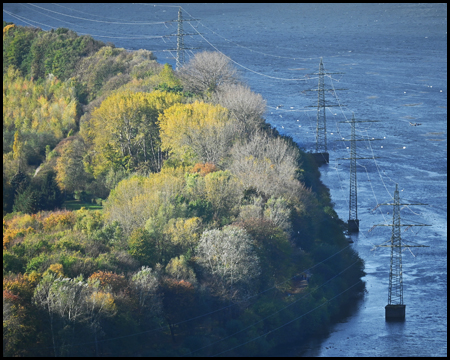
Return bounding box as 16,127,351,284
159,101,237,166
83,90,183,177
103,167,186,236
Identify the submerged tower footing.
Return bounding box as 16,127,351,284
385,304,406,321
348,219,360,233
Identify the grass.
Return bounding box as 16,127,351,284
63,200,103,211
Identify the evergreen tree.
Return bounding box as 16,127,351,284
12,185,38,214
38,171,64,211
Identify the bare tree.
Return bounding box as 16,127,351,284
213,83,266,138
183,118,237,166
179,51,239,94
195,226,260,300
229,132,306,202
130,266,161,325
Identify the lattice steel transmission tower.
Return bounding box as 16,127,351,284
305,58,346,165
336,114,381,233
372,184,430,320
165,7,200,70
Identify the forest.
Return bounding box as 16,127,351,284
3,22,365,356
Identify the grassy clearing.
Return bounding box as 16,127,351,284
62,200,103,211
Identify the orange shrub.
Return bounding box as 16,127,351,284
88,271,127,293
3,273,36,301
191,162,217,176
42,210,76,231
3,226,35,249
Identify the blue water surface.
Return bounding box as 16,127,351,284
3,3,447,357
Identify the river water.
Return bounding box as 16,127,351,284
3,3,447,357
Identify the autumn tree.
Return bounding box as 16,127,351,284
203,170,242,222
163,217,202,255
103,168,186,237
55,136,90,193
84,280,117,356
213,83,266,138
159,101,237,166
33,274,116,356
165,255,196,284
88,271,127,294
84,90,183,177
179,51,239,95
229,132,307,203
195,226,260,300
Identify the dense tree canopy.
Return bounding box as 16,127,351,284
159,101,236,166
3,23,365,357
84,90,183,177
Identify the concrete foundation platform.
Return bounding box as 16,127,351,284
311,152,329,166
348,219,360,233
385,304,406,321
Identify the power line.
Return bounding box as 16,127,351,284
3,8,169,40
186,22,313,82
163,7,201,70
51,3,160,23
336,114,382,233
304,58,347,165
3,9,47,29
176,6,353,63
372,184,430,320
26,3,167,25
13,3,170,39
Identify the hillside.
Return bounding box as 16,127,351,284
3,23,365,357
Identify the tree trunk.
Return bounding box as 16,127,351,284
168,322,176,343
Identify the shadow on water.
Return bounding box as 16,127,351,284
276,286,367,357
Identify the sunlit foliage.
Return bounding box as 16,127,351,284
159,101,236,166
84,90,183,177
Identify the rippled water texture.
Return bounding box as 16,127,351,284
3,3,447,356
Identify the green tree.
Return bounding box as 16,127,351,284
37,170,64,211
127,228,159,267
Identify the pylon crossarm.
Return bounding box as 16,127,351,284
337,157,379,160
373,224,432,227
377,203,428,206
336,139,383,141
376,244,429,247
339,120,380,123
305,88,347,91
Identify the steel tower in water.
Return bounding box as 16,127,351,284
305,58,346,166
337,114,380,233
373,184,430,320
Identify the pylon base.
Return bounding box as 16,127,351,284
311,152,329,166
385,304,406,321
348,219,360,233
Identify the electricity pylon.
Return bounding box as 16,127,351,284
336,113,381,233
371,184,430,320
164,7,200,70
305,57,346,165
